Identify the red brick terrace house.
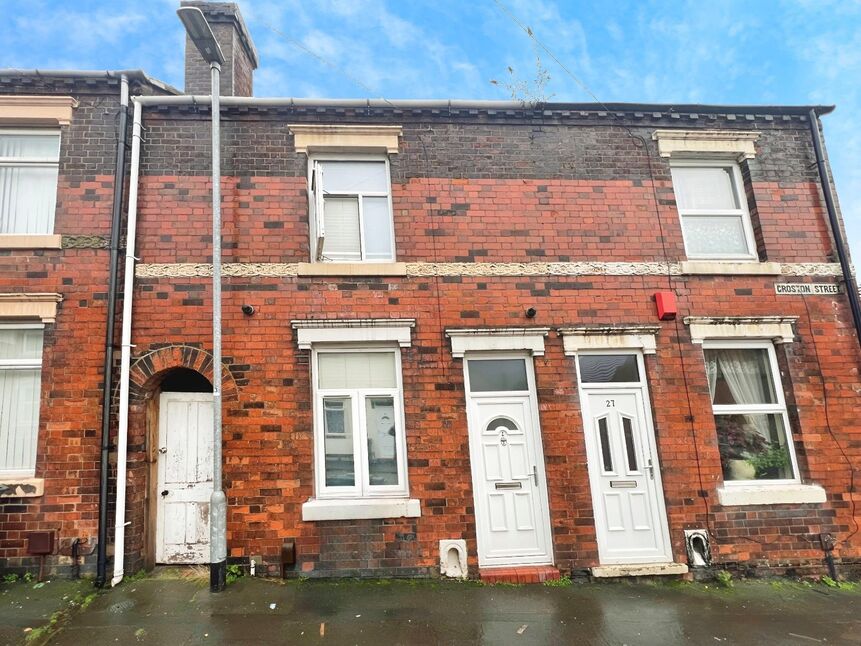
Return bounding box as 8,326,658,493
1,2,860,583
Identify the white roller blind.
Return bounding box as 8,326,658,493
321,197,361,260
671,166,739,210
0,328,44,474
318,352,397,389
0,131,60,235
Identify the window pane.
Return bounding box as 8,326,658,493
598,417,613,472
622,416,638,471
0,368,41,472
671,166,739,210
716,413,794,481
0,133,60,160
366,396,398,486
0,329,43,361
318,352,397,389
321,197,361,261
323,396,355,486
578,354,639,383
320,161,388,194
467,359,528,392
362,196,393,260
682,215,749,256
705,348,777,405
0,166,59,234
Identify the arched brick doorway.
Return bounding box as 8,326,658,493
123,345,239,572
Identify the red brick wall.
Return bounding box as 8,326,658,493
118,156,861,577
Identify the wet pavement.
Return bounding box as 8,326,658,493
0,578,93,646
45,576,861,646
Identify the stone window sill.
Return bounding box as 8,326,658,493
717,483,826,506
0,477,44,498
302,497,421,521
0,234,62,250
680,260,781,276
297,262,406,277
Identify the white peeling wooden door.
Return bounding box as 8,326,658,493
156,392,214,564
469,396,553,566
584,390,671,564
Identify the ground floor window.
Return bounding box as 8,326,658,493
703,341,798,483
0,325,44,476
313,348,407,498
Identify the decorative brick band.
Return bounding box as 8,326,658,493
61,235,109,249
135,261,844,279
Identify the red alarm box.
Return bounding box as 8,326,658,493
655,291,677,321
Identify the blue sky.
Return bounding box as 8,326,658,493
3,0,859,262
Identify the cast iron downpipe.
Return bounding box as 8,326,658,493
95,75,130,588
808,109,861,352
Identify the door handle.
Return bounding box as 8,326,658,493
161,490,169,497
158,447,167,454
532,465,538,486
646,459,655,480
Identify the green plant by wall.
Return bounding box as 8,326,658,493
715,570,733,588
226,564,243,585
747,444,791,479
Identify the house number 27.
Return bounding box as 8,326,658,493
605,399,615,408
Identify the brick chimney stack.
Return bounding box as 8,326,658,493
181,1,259,97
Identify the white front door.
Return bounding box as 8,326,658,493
578,353,672,564
464,356,553,567
156,392,214,564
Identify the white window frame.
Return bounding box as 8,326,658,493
671,159,757,261
0,129,61,235
702,339,800,486
308,153,396,263
0,322,44,478
311,345,409,499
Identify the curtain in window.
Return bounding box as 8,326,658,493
715,350,770,438
0,369,41,472
706,355,718,402
0,166,59,234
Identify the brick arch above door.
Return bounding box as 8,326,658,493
127,344,240,403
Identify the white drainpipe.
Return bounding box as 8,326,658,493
111,99,144,587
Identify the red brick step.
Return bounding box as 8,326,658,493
479,565,561,584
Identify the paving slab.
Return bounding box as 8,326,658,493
46,576,861,645
0,578,93,646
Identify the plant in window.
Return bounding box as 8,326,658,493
716,416,767,480
747,443,791,480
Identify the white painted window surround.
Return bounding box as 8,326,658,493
291,125,402,266
302,497,421,521
685,316,797,345
292,318,418,521
558,325,660,355
292,318,415,349
717,483,826,506
445,328,550,358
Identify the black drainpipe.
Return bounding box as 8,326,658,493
95,75,130,588
808,108,861,352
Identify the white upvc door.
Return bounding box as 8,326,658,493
464,354,553,568
156,392,214,564
579,354,672,565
